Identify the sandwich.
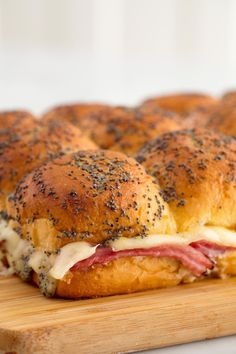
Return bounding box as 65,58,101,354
0,120,97,274
136,129,236,280
6,149,180,297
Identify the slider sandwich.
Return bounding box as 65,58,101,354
0,120,97,274
44,105,185,156
136,129,236,280
6,149,181,297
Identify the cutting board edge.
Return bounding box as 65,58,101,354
1,323,236,354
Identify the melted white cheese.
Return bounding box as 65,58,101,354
28,251,49,273
1,221,236,281
0,219,30,274
110,226,236,251
49,242,98,279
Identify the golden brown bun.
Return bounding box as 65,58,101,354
0,120,97,212
31,250,236,298
189,102,236,136
0,110,38,140
43,105,184,155
87,107,185,155
42,103,111,137
8,150,176,251
33,256,192,298
136,129,236,232
140,93,218,116
222,90,236,104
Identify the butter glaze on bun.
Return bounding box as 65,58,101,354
8,150,175,251
136,129,236,232
0,120,97,211
140,93,218,116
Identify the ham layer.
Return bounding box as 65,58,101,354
71,240,236,276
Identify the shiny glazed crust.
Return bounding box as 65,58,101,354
136,129,236,232
0,120,97,211
8,150,176,251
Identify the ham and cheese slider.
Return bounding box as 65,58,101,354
43,104,184,156
0,120,97,274
6,147,231,299
140,93,218,117
3,149,201,298
136,129,236,279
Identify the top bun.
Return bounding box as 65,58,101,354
43,105,185,155
85,107,185,155
42,103,111,138
205,102,236,136
222,90,236,104
140,93,218,116
0,120,97,211
189,102,236,136
136,129,236,232
8,150,176,251
0,111,38,140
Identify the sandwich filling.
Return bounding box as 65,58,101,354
1,219,236,296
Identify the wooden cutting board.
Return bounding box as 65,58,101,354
1,276,236,354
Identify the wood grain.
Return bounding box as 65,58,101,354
1,276,236,354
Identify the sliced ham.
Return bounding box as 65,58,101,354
71,244,214,277
190,240,236,258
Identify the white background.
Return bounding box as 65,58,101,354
0,0,236,115
0,1,236,353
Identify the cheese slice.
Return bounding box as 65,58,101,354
49,242,98,279
110,226,236,251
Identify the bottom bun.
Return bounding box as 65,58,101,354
32,253,236,299
52,257,194,298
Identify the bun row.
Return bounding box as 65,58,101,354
0,90,236,299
